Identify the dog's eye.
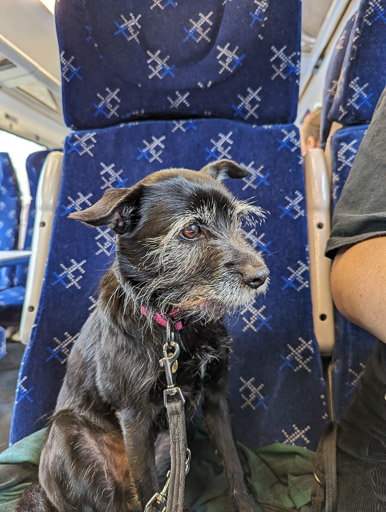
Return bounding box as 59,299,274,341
180,224,201,240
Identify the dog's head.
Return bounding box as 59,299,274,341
69,160,269,322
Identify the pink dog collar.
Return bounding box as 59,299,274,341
140,306,183,331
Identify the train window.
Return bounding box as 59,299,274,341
0,129,45,198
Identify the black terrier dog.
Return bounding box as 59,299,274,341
17,160,269,512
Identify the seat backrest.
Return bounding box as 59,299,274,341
55,0,301,129
12,0,329,450
328,0,386,127
0,153,20,290
14,151,51,288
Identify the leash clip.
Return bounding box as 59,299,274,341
159,324,185,406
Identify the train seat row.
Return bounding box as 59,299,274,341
0,0,383,461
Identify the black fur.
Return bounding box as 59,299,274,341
17,161,267,512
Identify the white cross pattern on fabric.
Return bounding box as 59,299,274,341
244,230,272,256
95,226,116,256
67,132,97,157
240,304,272,333
281,424,311,445
270,45,299,82
363,0,385,26
63,192,93,217
233,86,262,120
167,91,190,109
243,228,260,247
94,88,121,119
281,260,309,292
239,377,268,411
250,0,269,34
279,191,305,220
206,131,234,160
150,0,178,10
115,13,142,44
345,77,373,112
337,139,359,173
138,135,167,163
52,259,87,289
216,43,245,74
99,162,127,190
47,332,80,365
146,50,175,80
278,128,301,153
15,376,33,404
184,11,214,43
241,161,268,190
280,337,314,373
60,52,82,82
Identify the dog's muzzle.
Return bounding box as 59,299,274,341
243,267,269,289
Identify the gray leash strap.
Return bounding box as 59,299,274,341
145,328,190,512
165,394,189,512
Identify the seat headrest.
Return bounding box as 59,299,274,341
328,0,386,127
26,151,51,199
56,0,301,129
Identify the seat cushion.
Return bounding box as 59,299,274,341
56,0,301,129
11,119,328,449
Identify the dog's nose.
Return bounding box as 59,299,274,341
244,268,269,289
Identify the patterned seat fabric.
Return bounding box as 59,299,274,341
11,0,329,450
328,0,386,127
56,0,301,129
0,153,20,292
325,0,386,420
14,151,51,288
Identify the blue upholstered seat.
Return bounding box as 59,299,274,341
0,154,20,292
328,0,386,127
323,0,386,420
11,0,329,450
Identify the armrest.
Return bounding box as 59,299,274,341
304,148,335,355
0,250,32,268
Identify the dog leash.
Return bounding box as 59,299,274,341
145,323,191,512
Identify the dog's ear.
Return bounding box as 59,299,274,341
199,159,249,181
68,186,142,234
